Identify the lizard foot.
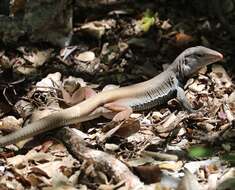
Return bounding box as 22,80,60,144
103,103,133,122
176,87,204,113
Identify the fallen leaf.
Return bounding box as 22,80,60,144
75,51,95,62
60,46,77,61
174,33,193,47
161,20,172,30
80,19,116,39
159,161,183,171
18,47,53,67
134,165,161,184
0,116,22,133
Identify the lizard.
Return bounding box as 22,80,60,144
0,46,223,146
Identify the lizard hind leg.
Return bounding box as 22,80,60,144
103,102,133,122
84,87,97,99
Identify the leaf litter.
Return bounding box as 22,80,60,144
0,1,235,189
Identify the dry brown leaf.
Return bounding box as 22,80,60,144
35,72,62,92
24,49,52,67
161,20,172,30
4,148,80,188
114,119,140,138
75,51,95,62
155,112,187,133
104,143,119,151
188,80,206,92
26,173,44,187
0,116,22,133
80,20,116,39
7,150,53,166
62,87,86,106
174,33,193,47
17,47,53,67
30,167,50,178
210,64,233,91
10,0,26,15
159,161,183,171
134,165,161,184
101,119,140,141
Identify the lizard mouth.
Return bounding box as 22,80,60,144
215,52,223,60
207,52,223,63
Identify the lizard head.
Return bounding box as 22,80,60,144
172,46,223,78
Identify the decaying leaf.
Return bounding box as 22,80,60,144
101,119,140,141
80,19,116,39
3,149,80,188
75,51,95,62
154,112,187,133
112,119,140,138
0,116,22,133
100,42,129,65
35,72,61,92
161,20,172,30
210,64,233,91
173,33,194,47
22,49,53,67
134,165,161,184
10,0,26,15
104,143,119,151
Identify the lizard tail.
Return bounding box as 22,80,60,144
0,94,106,146
0,114,65,146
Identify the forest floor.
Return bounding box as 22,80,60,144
0,1,235,189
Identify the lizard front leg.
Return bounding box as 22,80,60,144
176,87,197,112
103,102,133,122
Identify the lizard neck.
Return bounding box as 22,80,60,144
167,55,188,83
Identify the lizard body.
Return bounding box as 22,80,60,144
0,46,223,146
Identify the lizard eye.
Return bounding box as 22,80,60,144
195,53,203,58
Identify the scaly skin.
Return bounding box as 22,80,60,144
0,46,223,146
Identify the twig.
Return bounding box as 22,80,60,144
53,127,144,189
